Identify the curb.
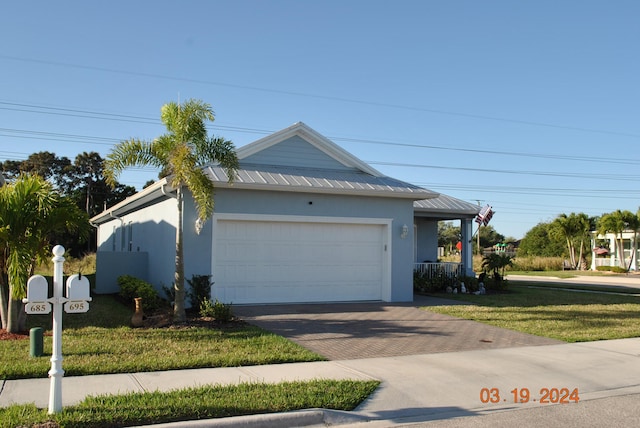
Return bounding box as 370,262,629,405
136,408,369,428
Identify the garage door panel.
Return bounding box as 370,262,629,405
213,219,386,304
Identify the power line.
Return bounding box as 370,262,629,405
370,161,640,182
3,126,640,183
3,54,640,139
2,101,640,168
336,137,640,166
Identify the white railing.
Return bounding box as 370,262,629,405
593,258,620,268
414,262,463,278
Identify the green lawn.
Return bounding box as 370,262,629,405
0,295,379,427
426,284,640,342
1,295,323,380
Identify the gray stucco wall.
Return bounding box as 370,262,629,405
95,186,416,302
415,218,439,263
95,197,179,295
94,252,149,294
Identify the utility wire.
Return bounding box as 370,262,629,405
3,54,640,139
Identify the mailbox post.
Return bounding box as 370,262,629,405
22,245,91,414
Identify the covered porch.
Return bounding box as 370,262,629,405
413,195,480,279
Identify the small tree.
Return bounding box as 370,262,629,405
104,99,238,322
481,253,512,289
0,175,89,332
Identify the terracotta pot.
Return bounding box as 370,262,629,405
131,297,144,327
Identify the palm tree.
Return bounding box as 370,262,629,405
551,213,593,270
0,174,89,332
598,210,636,271
104,99,238,322
481,253,513,282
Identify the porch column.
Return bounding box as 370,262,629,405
631,235,638,271
461,218,475,276
590,235,597,271
609,236,616,267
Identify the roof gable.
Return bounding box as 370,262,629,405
236,122,382,176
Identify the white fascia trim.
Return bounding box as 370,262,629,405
235,122,384,177
214,213,393,226
89,177,171,224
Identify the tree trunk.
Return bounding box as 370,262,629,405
18,302,27,332
173,187,186,323
6,297,19,333
0,284,8,330
627,232,637,271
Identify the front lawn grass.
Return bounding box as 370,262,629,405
0,379,380,428
425,285,640,342
0,295,323,380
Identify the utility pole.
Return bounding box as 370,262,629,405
475,200,482,255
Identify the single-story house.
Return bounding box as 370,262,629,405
90,122,479,304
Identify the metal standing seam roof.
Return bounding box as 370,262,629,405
204,164,438,199
413,194,481,217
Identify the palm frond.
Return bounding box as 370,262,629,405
104,139,161,187
185,169,216,221
194,136,239,182
161,99,214,144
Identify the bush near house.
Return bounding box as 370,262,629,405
596,266,628,273
117,275,160,312
187,274,214,309
200,298,233,322
413,269,457,293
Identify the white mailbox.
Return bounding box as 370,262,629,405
64,274,92,313
22,245,92,415
24,275,52,314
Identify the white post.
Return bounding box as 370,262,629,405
48,245,66,414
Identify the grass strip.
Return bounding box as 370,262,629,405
0,379,380,428
425,285,640,342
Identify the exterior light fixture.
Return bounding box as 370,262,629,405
401,224,409,239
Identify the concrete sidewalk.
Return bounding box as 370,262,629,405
2,338,640,427
507,274,640,291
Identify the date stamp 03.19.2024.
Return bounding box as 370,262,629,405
480,387,580,405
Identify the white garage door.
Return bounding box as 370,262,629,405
213,218,388,304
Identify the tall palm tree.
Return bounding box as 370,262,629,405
0,174,89,332
104,99,238,322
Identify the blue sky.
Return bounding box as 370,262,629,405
1,1,639,239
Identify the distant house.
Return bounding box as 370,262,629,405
90,122,479,304
591,230,638,271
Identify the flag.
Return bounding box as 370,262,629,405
475,204,494,226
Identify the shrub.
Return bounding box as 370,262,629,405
596,266,628,273
413,268,457,293
117,275,159,312
199,298,233,322
187,274,213,309
161,283,175,303
459,275,479,293
511,256,564,271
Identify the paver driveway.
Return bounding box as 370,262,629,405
234,295,561,360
